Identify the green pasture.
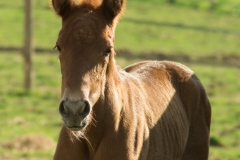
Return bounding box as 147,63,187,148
0,0,240,159
1,0,240,56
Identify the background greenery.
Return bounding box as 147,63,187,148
0,0,240,159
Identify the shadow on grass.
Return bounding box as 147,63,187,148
123,18,240,35
0,47,240,68
116,49,240,68
7,90,32,97
210,137,223,147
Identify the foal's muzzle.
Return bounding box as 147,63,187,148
59,99,91,131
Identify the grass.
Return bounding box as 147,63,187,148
0,53,60,159
0,0,240,159
115,1,240,56
137,0,240,15
0,1,240,56
0,52,240,159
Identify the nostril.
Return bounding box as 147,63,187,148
81,100,91,117
59,100,69,117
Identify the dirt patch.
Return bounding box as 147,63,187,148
0,154,15,160
1,134,56,152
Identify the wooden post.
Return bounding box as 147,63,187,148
23,0,34,90
209,0,217,11
167,0,176,4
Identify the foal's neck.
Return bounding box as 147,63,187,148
83,55,124,153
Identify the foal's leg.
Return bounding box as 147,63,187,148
179,75,211,160
181,107,211,160
53,126,89,160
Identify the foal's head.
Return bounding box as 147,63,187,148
51,0,125,131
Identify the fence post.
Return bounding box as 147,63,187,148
167,0,176,4
209,0,217,11
23,0,34,90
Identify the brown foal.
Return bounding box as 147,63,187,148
50,0,211,159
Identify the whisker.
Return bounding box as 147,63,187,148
89,113,98,128
82,134,95,152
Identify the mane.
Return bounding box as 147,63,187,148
81,0,101,8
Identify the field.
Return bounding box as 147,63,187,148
0,0,240,159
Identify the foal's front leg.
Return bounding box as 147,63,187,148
54,126,89,160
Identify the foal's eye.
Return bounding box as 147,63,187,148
54,45,61,53
104,47,112,56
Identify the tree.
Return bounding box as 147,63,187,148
23,0,34,90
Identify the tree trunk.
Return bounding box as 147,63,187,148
23,0,34,90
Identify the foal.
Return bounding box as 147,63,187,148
50,0,211,159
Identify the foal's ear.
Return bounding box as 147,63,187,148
51,0,76,17
101,0,126,21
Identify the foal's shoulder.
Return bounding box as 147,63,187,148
124,61,151,73
158,61,195,83
124,60,195,82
